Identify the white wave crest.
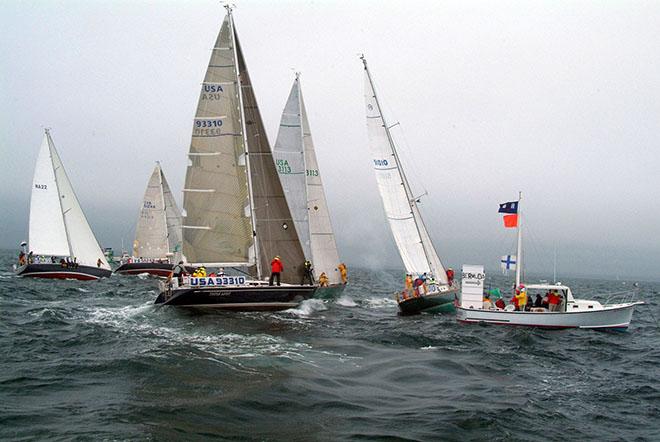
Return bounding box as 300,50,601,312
286,298,327,316
336,295,357,307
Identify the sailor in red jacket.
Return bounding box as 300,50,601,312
269,255,283,286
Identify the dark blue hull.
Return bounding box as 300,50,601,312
155,284,317,311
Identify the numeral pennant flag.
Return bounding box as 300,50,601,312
499,201,519,228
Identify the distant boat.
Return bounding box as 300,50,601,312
272,73,344,295
115,163,188,277
15,129,111,280
155,7,316,309
456,193,644,330
361,56,456,314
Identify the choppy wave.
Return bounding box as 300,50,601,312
1,254,658,440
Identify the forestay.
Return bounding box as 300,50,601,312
362,59,447,283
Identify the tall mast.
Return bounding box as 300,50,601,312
515,191,523,288
46,128,73,258
227,5,261,279
361,55,436,276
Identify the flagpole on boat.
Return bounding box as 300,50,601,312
515,191,523,289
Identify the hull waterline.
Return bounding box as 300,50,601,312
15,263,111,280
155,284,317,311
456,302,644,330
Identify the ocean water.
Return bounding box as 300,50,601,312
1,250,658,441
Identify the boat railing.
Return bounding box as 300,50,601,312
601,288,640,305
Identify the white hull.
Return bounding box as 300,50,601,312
456,302,644,330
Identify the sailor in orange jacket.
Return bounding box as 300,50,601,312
269,256,283,286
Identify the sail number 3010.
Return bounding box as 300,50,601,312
373,159,389,167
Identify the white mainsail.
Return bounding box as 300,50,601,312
29,132,69,257
273,75,342,285
272,76,311,260
362,57,448,284
133,163,182,259
29,130,110,269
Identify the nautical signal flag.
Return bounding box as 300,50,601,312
498,201,518,213
499,201,519,228
503,214,518,228
501,255,517,271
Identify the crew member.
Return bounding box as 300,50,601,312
514,285,527,311
301,260,314,285
338,263,348,284
172,261,186,284
318,272,329,287
446,268,455,286
269,256,283,286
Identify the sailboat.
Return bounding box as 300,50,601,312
15,129,112,280
272,73,344,294
456,194,644,330
155,7,316,309
361,55,456,315
115,162,187,277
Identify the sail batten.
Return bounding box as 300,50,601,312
181,13,253,267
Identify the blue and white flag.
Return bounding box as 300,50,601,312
498,201,518,214
500,255,517,273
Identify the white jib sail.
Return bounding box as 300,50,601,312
161,169,183,259
28,132,70,257
300,83,342,285
363,62,447,282
47,132,110,269
273,76,312,260
133,164,170,259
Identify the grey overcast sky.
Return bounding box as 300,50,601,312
1,0,658,280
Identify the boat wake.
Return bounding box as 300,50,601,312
285,298,327,316
336,295,357,307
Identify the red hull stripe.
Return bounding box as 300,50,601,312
21,271,99,281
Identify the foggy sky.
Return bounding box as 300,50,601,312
1,0,659,281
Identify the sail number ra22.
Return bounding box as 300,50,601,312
35,184,47,190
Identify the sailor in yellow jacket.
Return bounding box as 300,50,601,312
515,286,527,311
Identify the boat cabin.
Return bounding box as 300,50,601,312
522,283,605,312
